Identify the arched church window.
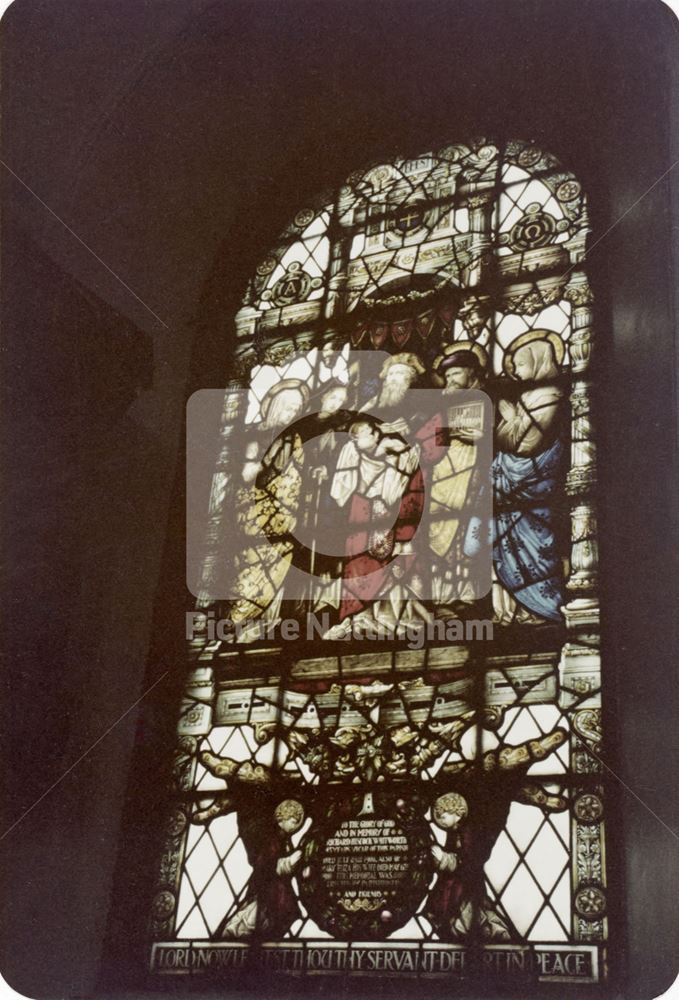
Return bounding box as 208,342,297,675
151,139,604,987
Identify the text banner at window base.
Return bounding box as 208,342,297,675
150,941,600,983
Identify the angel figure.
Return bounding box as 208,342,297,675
194,752,306,940
427,725,568,941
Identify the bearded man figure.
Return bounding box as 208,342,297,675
360,351,426,436
428,344,491,613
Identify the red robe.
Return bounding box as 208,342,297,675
339,414,445,621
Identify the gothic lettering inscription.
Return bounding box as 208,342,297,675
151,943,599,983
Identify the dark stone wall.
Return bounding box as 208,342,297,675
1,1,677,997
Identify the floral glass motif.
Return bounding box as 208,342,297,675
151,140,604,986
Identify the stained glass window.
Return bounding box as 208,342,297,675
151,140,604,987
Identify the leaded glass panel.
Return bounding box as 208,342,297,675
151,139,603,988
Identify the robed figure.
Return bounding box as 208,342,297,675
295,380,355,610
323,418,425,636
194,782,305,941
428,344,490,611
228,379,309,638
492,334,567,624
318,352,441,636
427,791,511,942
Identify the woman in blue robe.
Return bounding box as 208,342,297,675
492,336,566,623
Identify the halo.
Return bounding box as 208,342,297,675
503,329,565,376
259,378,310,421
432,340,489,374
